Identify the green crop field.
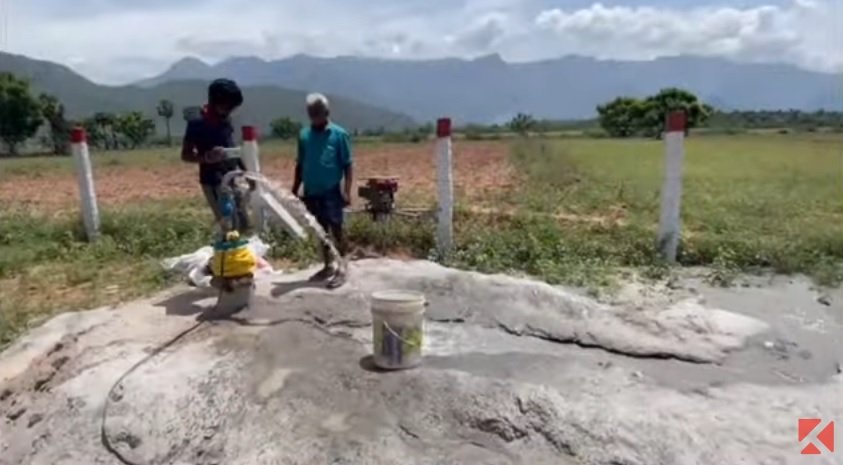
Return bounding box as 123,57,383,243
0,133,841,346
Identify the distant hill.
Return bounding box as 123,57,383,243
140,54,843,123
0,52,416,136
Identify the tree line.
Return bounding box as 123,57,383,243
0,70,342,156
3,71,841,156
706,109,843,131
0,73,182,156
461,89,843,138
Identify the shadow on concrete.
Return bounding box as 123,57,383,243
219,315,309,327
271,280,326,297
154,288,217,316
359,355,391,373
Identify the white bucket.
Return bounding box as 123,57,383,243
371,290,426,370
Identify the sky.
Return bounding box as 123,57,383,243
3,0,841,84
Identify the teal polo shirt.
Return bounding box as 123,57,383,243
297,122,353,196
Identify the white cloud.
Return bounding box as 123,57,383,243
4,0,840,84
532,1,842,72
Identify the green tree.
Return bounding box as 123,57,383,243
596,97,646,137
596,88,712,138
156,99,175,146
114,111,155,149
39,94,71,155
93,112,117,150
508,113,536,136
81,117,107,149
639,88,712,138
0,73,43,156
270,116,302,140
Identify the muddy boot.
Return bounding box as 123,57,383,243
310,243,338,282
326,260,348,289
308,264,336,282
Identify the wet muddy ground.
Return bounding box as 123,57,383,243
1,260,841,464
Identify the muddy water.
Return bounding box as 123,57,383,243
418,273,843,392
691,276,843,385
242,172,342,264
601,274,843,390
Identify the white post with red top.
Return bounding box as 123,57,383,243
657,111,687,263
71,127,100,241
436,117,454,255
241,126,266,232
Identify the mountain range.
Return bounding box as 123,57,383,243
1,50,840,132
0,52,415,136
139,54,843,123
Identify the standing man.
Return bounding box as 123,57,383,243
292,93,353,289
181,78,250,231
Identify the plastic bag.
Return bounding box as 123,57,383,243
161,236,273,288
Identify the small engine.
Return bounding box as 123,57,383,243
358,177,399,222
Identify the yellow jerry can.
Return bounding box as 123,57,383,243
211,231,258,279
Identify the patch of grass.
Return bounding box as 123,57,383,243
0,204,438,346
506,133,843,285
3,132,842,346
0,203,212,346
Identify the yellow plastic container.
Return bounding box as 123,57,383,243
211,232,257,278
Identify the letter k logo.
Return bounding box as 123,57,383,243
799,419,835,455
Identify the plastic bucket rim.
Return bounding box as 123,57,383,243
371,289,426,303
371,289,426,315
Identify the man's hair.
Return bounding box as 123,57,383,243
306,93,330,109
208,78,244,108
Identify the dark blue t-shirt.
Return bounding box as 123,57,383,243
183,116,244,186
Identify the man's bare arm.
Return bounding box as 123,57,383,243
181,138,200,163
292,163,303,197
181,123,200,163
342,165,353,205
292,136,304,196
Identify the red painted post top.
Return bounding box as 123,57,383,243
666,111,687,133
242,126,257,141
71,127,86,143
436,118,452,138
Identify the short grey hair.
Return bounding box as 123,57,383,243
306,92,329,109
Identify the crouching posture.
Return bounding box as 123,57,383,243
292,93,353,289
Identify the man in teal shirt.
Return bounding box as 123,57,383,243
292,93,353,289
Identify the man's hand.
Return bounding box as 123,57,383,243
341,189,351,207
203,147,226,163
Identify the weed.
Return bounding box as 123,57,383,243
705,247,741,287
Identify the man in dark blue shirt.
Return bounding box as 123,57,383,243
181,79,248,229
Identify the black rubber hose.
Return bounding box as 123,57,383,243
101,222,230,465
99,319,205,465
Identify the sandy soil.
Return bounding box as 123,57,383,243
0,142,515,211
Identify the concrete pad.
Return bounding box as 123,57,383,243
1,259,841,465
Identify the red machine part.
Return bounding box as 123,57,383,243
358,177,399,221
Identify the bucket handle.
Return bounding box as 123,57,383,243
382,321,421,348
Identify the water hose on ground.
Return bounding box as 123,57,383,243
100,170,343,464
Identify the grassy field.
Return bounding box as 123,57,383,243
0,133,841,345
479,134,843,286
